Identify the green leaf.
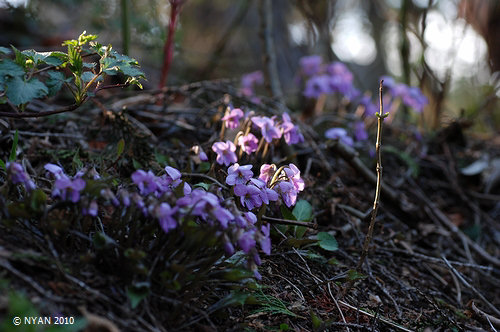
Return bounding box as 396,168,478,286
8,130,18,161
280,205,296,221
116,138,125,157
310,310,323,329
5,76,48,105
0,159,5,171
286,238,318,248
279,323,289,331
292,199,312,221
11,46,26,67
22,49,62,65
126,282,150,309
93,232,117,250
29,189,47,213
196,162,211,173
347,269,366,281
223,268,254,282
46,71,67,96
80,71,96,83
317,232,338,251
0,59,25,84
193,182,211,191
132,158,143,170
0,46,11,55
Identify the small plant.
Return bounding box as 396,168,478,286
0,31,144,115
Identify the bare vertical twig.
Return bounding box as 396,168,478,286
258,0,284,104
159,0,186,89
120,0,130,55
356,80,387,272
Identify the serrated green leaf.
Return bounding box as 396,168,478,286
11,46,26,67
317,232,338,251
292,199,312,221
8,129,18,161
0,46,11,55
44,56,64,66
83,62,96,69
5,76,48,105
46,71,67,96
0,59,25,84
81,71,96,83
21,49,60,65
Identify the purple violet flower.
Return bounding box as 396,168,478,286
226,163,253,185
241,71,264,90
280,113,304,145
249,178,278,204
299,55,323,76
7,162,36,191
325,127,354,147
212,141,237,166
234,184,263,210
54,177,86,203
131,170,158,196
237,133,259,155
44,163,65,179
87,200,98,217
118,189,130,207
224,241,235,256
238,231,256,253
260,224,271,255
222,108,244,129
259,164,276,184
354,121,368,141
402,87,428,113
284,164,305,192
101,188,120,206
303,74,330,99
251,116,281,143
154,202,178,233
359,95,378,116
274,181,297,207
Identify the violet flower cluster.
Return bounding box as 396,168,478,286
213,108,304,166
381,76,428,113
38,162,273,279
226,162,304,209
299,55,359,100
240,70,264,98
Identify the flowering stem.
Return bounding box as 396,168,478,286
269,165,286,188
356,80,388,272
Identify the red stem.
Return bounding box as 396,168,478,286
158,0,184,89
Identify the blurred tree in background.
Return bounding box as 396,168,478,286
1,0,499,133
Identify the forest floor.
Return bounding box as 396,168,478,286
1,80,499,332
